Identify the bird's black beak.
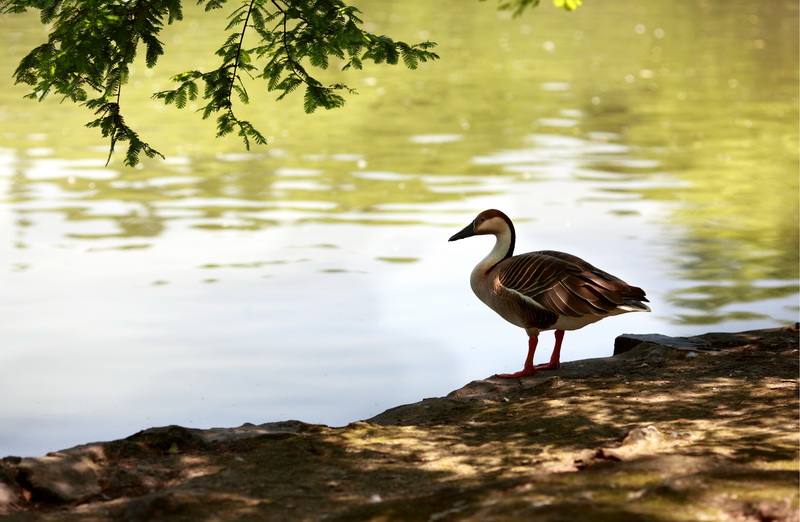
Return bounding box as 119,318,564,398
449,221,475,242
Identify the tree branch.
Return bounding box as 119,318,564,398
271,0,313,86
229,0,257,105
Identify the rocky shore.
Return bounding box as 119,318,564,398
1,325,798,521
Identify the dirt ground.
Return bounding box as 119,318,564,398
1,325,798,521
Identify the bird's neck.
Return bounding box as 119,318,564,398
477,226,515,274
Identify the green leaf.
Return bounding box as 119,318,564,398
8,0,445,166
400,47,418,69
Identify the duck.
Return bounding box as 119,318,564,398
449,209,650,378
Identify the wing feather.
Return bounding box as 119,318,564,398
496,250,649,318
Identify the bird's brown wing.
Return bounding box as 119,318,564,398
496,251,647,318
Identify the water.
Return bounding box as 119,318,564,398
1,0,797,457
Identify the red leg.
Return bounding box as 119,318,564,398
534,329,564,370
496,336,538,378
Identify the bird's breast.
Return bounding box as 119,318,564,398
470,267,558,331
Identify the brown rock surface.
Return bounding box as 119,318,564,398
1,325,797,521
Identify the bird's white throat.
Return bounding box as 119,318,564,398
473,227,513,275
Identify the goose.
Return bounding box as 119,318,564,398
449,209,650,378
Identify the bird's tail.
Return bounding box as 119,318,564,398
620,298,651,312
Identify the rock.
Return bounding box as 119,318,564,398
614,333,714,356
613,342,675,363
195,420,313,444
110,425,209,457
0,460,26,514
17,453,102,502
597,425,668,461
445,379,517,399
121,491,206,522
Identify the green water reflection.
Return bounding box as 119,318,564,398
1,0,798,325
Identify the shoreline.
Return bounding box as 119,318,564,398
2,325,798,521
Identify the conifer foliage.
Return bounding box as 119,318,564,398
0,0,439,166
2,0,576,166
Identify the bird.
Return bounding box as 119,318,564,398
449,209,650,378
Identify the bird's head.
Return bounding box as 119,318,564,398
448,209,513,241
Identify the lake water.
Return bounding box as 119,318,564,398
1,0,797,457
